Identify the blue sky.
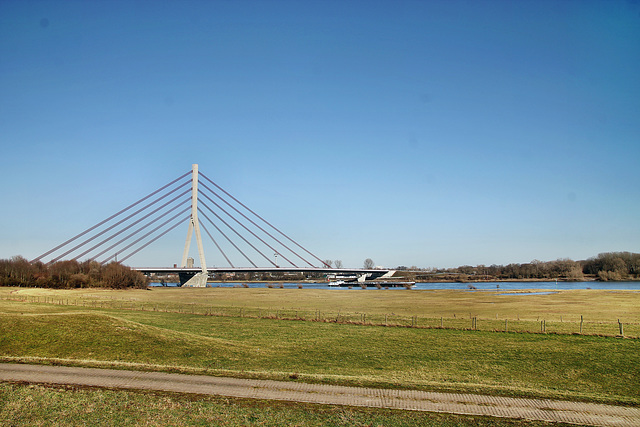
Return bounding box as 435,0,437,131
1,0,639,269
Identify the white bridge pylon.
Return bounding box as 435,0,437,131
181,164,208,287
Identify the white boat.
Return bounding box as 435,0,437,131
328,279,415,288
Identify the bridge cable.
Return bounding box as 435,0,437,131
49,180,191,263
88,198,191,262
198,220,234,268
199,172,329,268
198,208,255,268
72,191,191,262
198,189,297,267
200,200,276,267
199,181,313,268
31,170,191,263
116,215,189,265
100,209,189,264
100,210,190,264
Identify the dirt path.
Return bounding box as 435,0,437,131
1,363,638,426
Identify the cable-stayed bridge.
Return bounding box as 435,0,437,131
33,164,392,286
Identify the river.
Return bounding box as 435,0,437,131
150,281,640,290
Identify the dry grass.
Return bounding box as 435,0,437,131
2,287,638,336
5,287,640,320
1,287,639,406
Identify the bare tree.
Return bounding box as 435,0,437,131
334,260,343,269
323,260,333,268
363,258,374,269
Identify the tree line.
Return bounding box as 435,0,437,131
0,256,148,289
1,251,638,288
399,252,640,282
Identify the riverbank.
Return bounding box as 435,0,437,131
200,274,640,284
395,273,639,283
150,280,640,291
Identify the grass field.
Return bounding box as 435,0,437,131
5,286,640,321
0,383,570,427
3,286,639,336
1,287,639,424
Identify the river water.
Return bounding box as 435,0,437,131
151,281,640,290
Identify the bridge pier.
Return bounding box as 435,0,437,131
182,272,208,287
178,271,209,287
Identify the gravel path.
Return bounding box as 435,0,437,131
1,363,639,426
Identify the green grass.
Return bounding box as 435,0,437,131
0,382,574,427
1,287,639,410
1,302,639,405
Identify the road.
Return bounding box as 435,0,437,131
1,363,639,426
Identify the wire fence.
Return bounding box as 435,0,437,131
2,293,638,338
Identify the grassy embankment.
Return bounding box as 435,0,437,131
0,287,638,424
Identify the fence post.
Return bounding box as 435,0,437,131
505,319,508,333
618,319,624,337
441,317,443,328
384,314,387,326
580,315,583,334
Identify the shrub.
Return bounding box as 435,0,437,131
101,262,148,289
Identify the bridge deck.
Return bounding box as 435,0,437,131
134,267,390,275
